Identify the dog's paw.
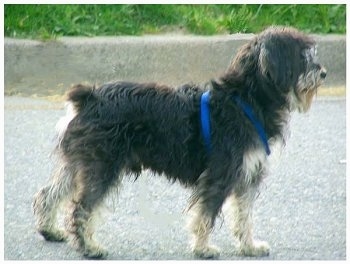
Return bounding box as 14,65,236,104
83,245,108,259
237,240,270,257
39,228,67,242
193,245,220,259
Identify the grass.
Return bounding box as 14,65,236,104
4,4,346,39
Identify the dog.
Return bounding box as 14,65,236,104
33,26,326,259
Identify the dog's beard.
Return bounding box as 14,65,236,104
289,69,324,113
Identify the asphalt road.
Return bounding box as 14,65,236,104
4,96,346,260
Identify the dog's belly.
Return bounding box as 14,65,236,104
131,144,206,185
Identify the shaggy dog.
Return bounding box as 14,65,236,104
33,26,326,259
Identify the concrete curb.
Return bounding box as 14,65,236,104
4,34,345,96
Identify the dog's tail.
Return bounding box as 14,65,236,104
67,83,96,112
55,84,96,148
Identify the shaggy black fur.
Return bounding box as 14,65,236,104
64,82,206,185
33,26,326,259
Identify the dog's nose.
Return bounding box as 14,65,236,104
320,68,327,79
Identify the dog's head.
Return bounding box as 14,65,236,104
227,26,327,112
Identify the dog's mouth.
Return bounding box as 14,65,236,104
291,67,327,113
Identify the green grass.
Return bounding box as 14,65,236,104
4,4,346,39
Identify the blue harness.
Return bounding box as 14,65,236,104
200,91,271,155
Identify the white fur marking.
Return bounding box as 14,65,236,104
55,102,77,146
242,148,267,186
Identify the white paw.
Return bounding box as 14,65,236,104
193,245,221,259
83,244,108,259
39,228,67,242
237,240,270,257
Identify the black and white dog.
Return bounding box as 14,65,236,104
33,26,326,259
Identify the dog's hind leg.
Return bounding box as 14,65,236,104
33,164,72,242
64,161,120,259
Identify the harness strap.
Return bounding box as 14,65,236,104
233,96,271,155
200,91,211,153
200,91,271,156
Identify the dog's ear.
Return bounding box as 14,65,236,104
258,40,297,93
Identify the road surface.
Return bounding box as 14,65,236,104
4,96,346,260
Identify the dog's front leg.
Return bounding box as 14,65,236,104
187,169,233,259
226,187,270,257
187,201,221,259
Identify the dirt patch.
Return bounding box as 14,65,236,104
317,86,346,97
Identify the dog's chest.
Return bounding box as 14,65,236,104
241,147,268,185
